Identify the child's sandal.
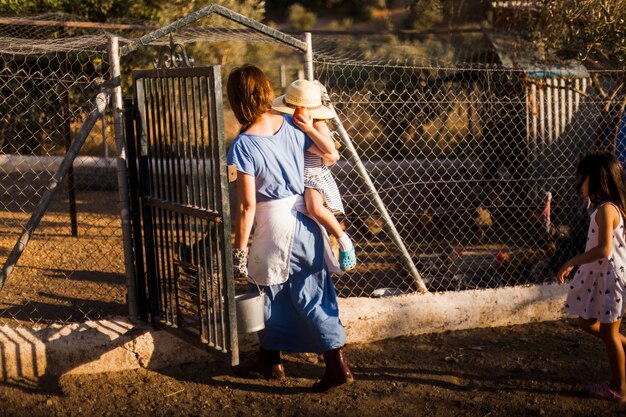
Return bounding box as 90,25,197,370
587,382,626,402
339,247,357,271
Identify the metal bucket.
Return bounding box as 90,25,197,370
235,282,265,333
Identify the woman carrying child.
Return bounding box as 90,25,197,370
226,65,354,391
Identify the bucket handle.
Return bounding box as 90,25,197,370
247,275,265,297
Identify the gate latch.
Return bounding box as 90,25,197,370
227,165,237,183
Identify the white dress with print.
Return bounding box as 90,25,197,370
565,203,626,323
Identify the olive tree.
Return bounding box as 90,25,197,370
532,0,626,151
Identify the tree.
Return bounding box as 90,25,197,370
0,0,160,21
0,0,271,154
404,0,442,30
0,0,264,24
154,0,265,24
287,4,316,31
531,0,626,152
533,0,626,67
0,1,271,70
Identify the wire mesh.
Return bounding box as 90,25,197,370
0,15,124,327
0,11,307,328
315,55,616,297
0,10,623,327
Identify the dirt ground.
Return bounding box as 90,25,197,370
1,319,626,417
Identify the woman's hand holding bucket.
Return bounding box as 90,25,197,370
232,247,248,279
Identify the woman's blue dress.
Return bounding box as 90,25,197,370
227,115,346,353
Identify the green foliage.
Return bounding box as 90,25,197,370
0,0,160,21
327,17,353,31
175,1,270,69
404,0,443,30
0,52,102,155
287,3,316,31
531,0,626,151
264,0,385,21
0,0,264,24
0,0,273,154
532,0,626,68
154,0,265,25
315,33,458,64
0,0,61,15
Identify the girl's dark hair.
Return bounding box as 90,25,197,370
577,152,626,217
227,65,273,133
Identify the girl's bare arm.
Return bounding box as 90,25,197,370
307,144,339,164
293,116,337,156
557,204,619,282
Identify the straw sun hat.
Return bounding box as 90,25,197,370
271,79,336,120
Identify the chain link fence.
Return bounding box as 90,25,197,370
314,43,619,296
0,15,128,327
0,11,312,328
0,10,621,326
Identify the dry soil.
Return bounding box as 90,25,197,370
1,319,625,417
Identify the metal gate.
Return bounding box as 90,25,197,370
126,65,238,366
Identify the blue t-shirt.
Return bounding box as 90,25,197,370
227,115,313,202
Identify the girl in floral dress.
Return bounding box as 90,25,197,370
558,152,626,402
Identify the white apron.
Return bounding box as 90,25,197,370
247,194,342,286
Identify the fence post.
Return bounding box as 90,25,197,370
280,63,287,95
109,36,139,319
60,26,78,237
302,32,427,293
304,32,314,81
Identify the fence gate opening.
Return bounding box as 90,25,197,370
127,65,238,366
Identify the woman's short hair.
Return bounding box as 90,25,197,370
227,65,273,131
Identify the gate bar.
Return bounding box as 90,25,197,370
303,33,427,293
109,36,139,319
124,97,148,321
134,77,161,321
0,86,115,291
209,65,239,365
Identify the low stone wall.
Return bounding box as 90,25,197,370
0,282,568,382
0,154,119,191
339,282,568,344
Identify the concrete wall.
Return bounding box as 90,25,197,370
339,282,568,344
0,283,568,383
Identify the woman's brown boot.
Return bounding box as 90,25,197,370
236,348,285,380
311,346,354,392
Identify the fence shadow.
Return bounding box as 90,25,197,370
0,297,125,325
44,270,125,286
0,316,146,395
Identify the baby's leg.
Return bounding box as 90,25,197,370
304,188,356,271
304,187,344,239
